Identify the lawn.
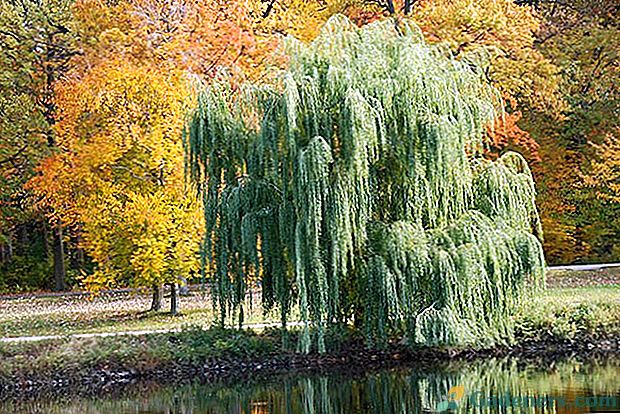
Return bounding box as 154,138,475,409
0,281,617,391
0,288,295,338
0,274,617,341
515,284,620,340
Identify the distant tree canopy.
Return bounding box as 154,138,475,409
187,16,545,352
2,0,615,299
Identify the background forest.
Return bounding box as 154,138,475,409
0,0,618,293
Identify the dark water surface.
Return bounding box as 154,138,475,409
5,358,619,413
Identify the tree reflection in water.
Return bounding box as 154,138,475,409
5,358,619,414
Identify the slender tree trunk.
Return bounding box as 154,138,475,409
169,283,179,316
151,285,162,311
1,234,14,265
41,221,50,260
70,227,85,270
18,224,28,255
6,234,13,261
53,224,66,291
76,230,84,268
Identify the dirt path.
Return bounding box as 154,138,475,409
0,321,305,344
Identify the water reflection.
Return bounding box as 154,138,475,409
6,358,619,413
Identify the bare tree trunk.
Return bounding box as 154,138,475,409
53,224,66,291
151,285,162,311
76,230,85,268
18,224,28,255
41,220,50,260
169,283,179,316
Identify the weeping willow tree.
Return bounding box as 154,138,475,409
185,15,545,353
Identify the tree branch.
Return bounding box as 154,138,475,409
262,0,277,18
0,144,28,167
403,0,418,15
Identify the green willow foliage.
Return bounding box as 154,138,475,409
185,15,545,353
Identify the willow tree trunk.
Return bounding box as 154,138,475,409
169,283,179,316
151,285,162,311
53,224,66,291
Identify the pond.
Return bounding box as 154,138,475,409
6,357,619,413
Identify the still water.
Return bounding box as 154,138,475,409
6,358,619,413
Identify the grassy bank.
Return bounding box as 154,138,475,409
516,285,620,341
0,284,618,399
0,290,298,338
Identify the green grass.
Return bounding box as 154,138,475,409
0,326,283,380
0,324,358,383
515,285,620,341
1,306,263,337
0,285,617,350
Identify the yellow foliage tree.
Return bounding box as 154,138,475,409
581,129,620,260
586,131,620,204
409,0,562,113
249,0,332,41
30,60,202,313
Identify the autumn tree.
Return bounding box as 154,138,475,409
70,0,275,80
29,61,203,314
583,129,620,259
532,0,620,263
29,0,276,310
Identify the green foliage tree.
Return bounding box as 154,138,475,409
187,16,545,353
0,0,81,290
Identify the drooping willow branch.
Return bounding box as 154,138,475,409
185,15,545,353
